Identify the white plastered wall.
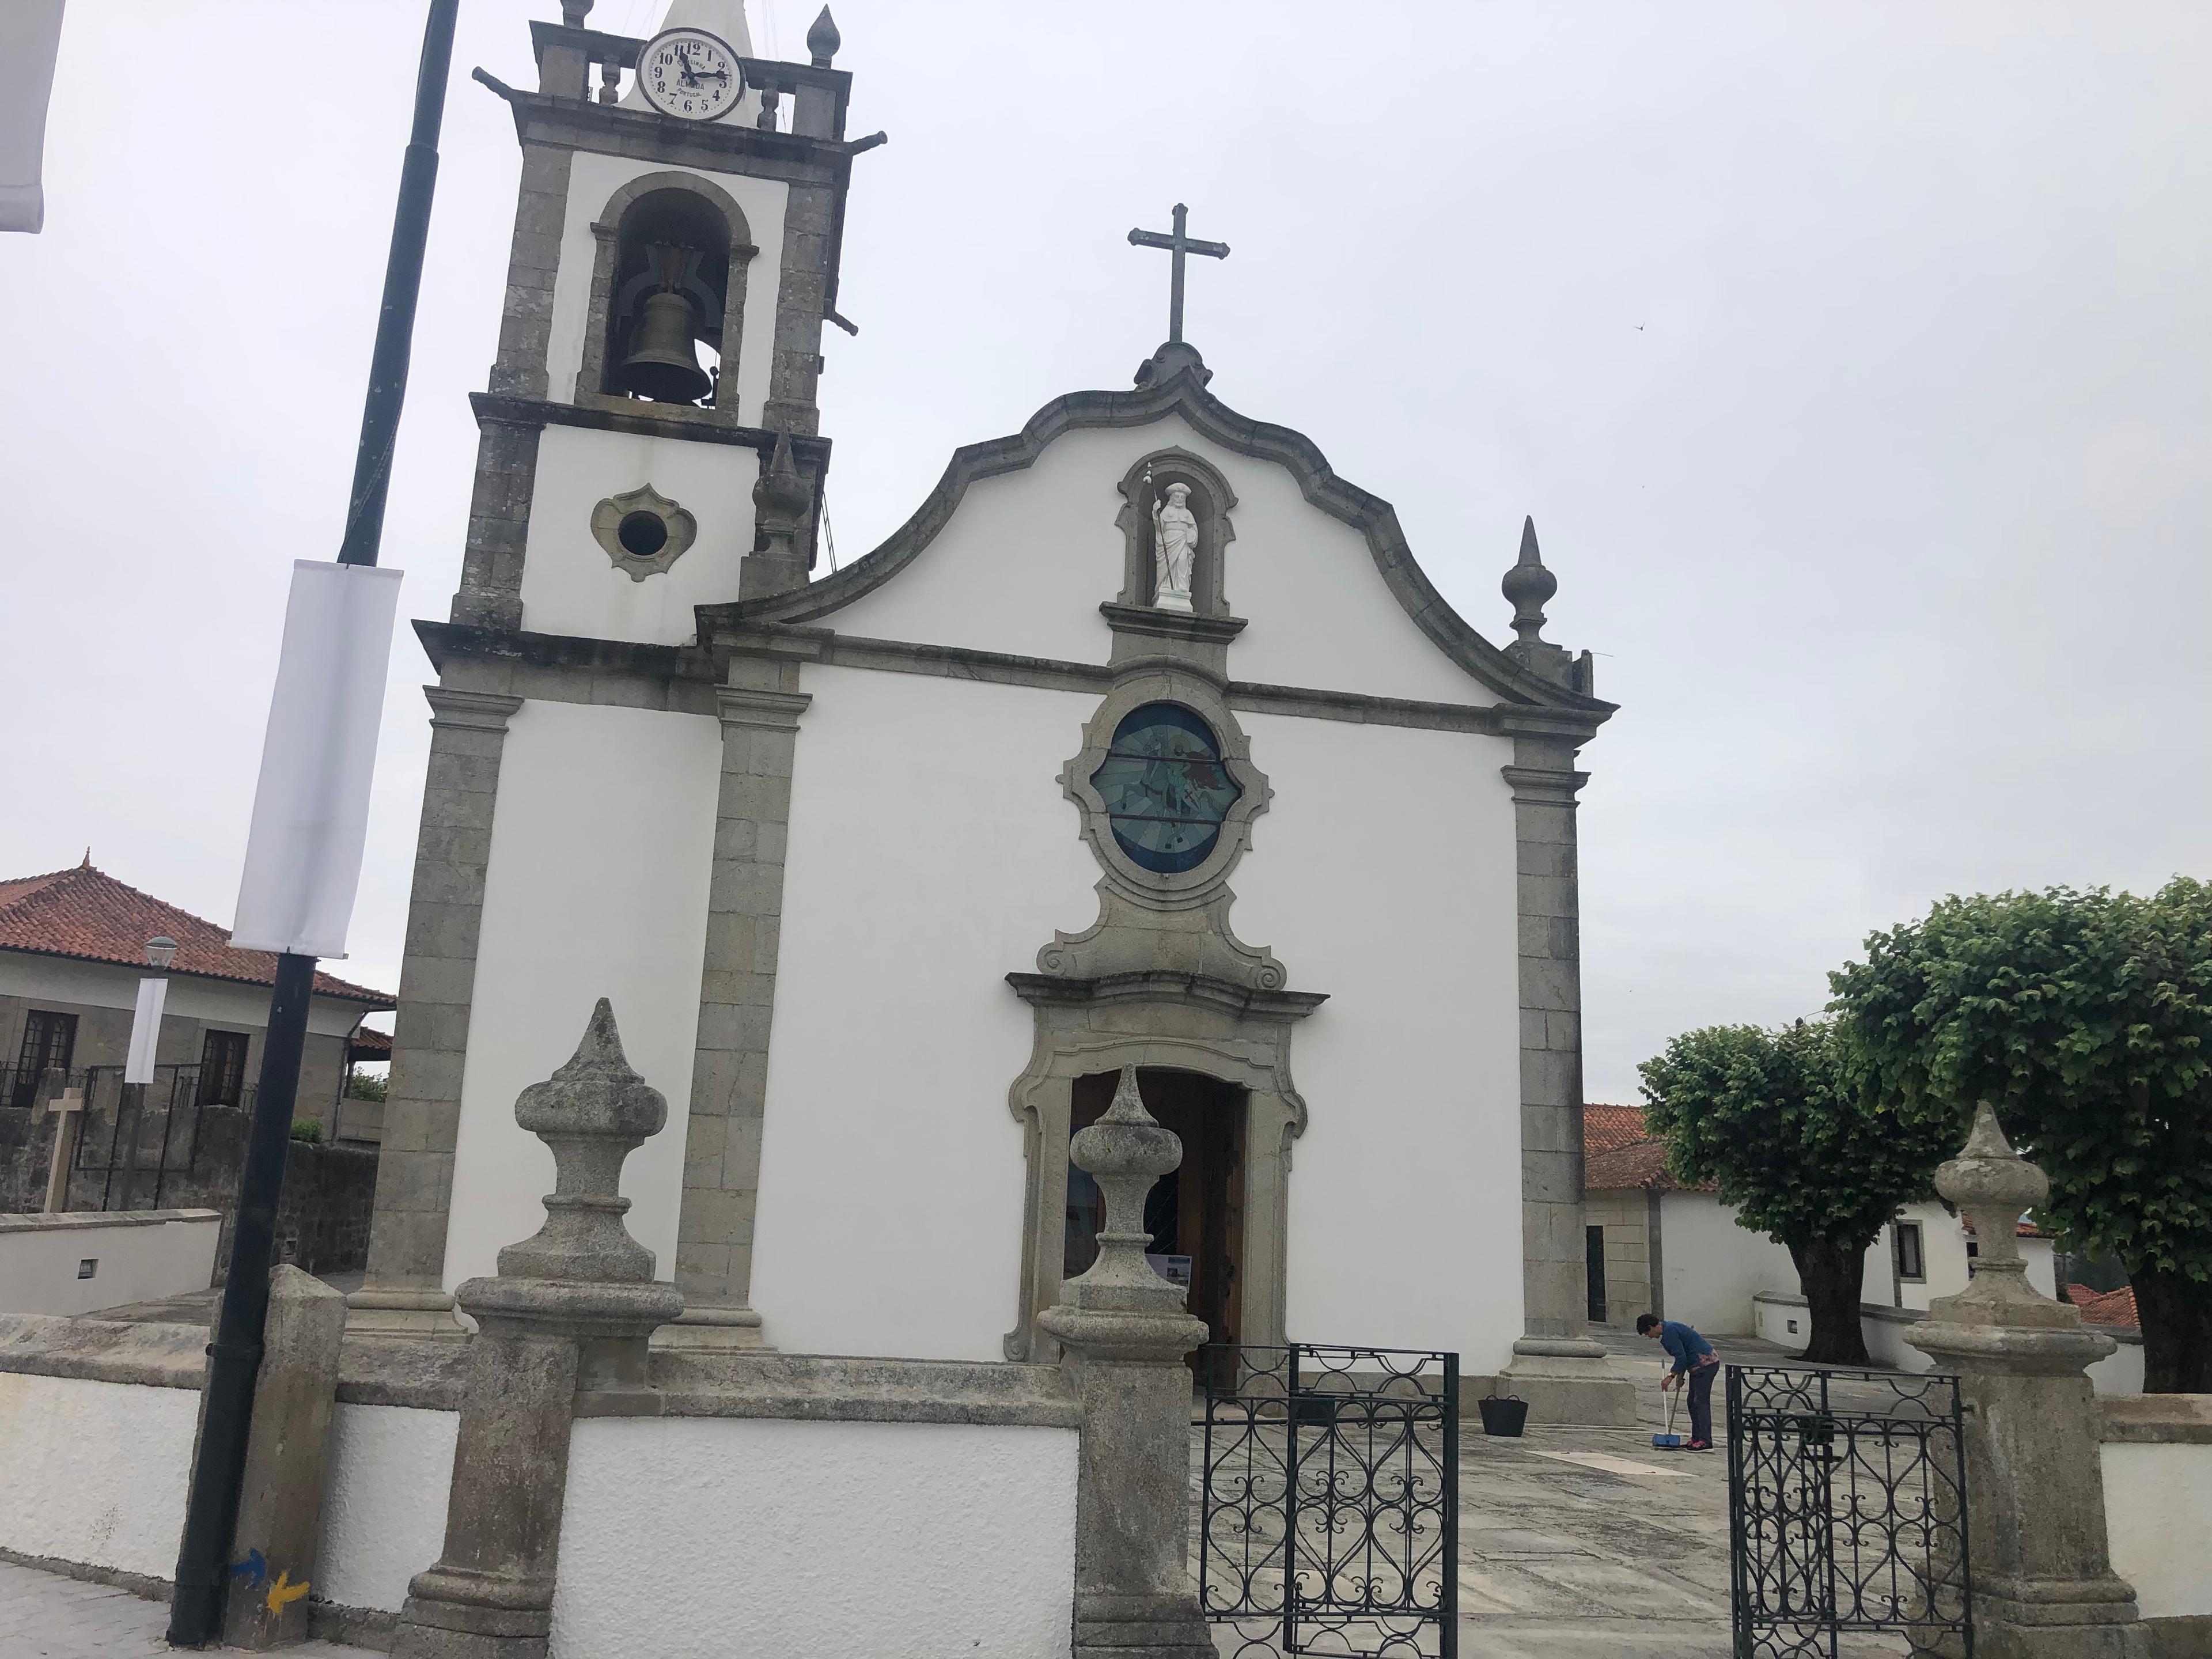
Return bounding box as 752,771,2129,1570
316,1402,459,1613
823,416,1499,709
0,1372,198,1580
1658,1192,1800,1335
554,1417,1077,1658
1229,714,1524,1373
442,700,722,1292
0,1213,219,1316
516,423,759,645
2103,1442,2212,1620
545,151,787,426
748,668,1102,1361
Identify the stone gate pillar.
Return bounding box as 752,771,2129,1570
1905,1104,2146,1659
391,1000,684,1659
1036,1066,1215,1659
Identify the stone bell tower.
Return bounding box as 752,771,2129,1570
448,0,872,638
351,0,877,1340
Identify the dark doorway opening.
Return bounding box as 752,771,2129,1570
1066,1068,1245,1373
1586,1224,1608,1324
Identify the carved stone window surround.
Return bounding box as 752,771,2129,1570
573,169,760,425
589,483,698,581
1114,446,1238,619
1052,666,1273,933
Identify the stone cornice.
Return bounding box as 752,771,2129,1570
1097,602,1248,646
469,393,836,472
713,685,812,731
1005,969,1328,1022
488,83,855,183
697,349,1618,721
423,687,525,732
1500,764,1592,808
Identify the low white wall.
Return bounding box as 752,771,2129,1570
315,1402,459,1613
0,1371,198,1580
554,1416,1078,1658
2103,1439,2212,1620
1659,1192,1797,1335
0,1211,220,1316
1751,1290,2144,1396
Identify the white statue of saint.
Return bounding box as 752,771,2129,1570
1151,481,1198,612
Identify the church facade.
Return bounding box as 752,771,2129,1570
351,0,1628,1418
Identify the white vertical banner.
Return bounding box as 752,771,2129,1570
231,560,405,959
0,0,67,233
124,977,168,1085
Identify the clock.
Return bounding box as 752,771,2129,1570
637,28,744,122
1089,703,1242,874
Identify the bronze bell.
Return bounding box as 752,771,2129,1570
615,289,711,404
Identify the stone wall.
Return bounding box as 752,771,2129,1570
0,1100,377,1283
1583,1191,1653,1326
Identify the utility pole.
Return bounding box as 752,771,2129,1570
167,3,458,1642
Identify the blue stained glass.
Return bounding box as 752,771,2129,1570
1090,703,1242,874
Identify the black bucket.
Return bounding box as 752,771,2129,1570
1478,1395,1528,1437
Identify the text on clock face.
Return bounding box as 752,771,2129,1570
645,34,740,118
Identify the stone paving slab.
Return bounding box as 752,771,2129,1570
0,1560,382,1659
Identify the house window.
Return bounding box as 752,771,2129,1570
1894,1221,1926,1283
9,1009,78,1108
196,1031,251,1107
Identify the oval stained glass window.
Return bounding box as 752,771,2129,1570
1089,703,1243,874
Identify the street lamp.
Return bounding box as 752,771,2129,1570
145,935,177,970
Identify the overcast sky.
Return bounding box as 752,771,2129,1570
3,2,2206,1103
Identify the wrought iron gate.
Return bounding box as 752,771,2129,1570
1194,1343,1457,1658
1727,1365,1972,1657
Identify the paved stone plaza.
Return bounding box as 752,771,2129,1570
0,1560,381,1659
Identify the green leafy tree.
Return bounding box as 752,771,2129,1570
1638,1020,1959,1365
1829,880,2212,1392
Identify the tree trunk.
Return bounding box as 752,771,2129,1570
2131,1265,2212,1393
1790,1236,1872,1366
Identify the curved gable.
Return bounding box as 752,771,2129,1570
700,345,1611,716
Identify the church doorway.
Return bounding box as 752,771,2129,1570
1065,1068,1245,1368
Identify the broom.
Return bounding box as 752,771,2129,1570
1652,1377,1685,1451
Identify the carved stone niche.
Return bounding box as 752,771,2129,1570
1002,666,1326,1362
1113,447,1238,620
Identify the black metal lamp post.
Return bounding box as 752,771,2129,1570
167,2,459,1643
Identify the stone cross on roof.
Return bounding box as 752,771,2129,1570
1127,203,1229,345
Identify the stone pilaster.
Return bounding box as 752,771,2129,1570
1497,736,1635,1425
761,180,833,437
350,687,522,1341
392,1001,685,1659
1906,1105,2147,1658
1035,1067,1215,1659
658,675,809,1351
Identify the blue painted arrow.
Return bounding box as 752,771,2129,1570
228,1548,267,1587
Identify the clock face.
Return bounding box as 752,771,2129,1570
1090,703,1242,874
638,28,743,122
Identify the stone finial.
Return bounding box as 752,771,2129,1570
1061,1067,1185,1313
560,0,593,24
1937,1103,2047,1277
494,999,665,1285
807,6,841,65
753,429,810,527
1502,516,1557,649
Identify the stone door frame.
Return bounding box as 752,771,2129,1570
1001,972,1324,1362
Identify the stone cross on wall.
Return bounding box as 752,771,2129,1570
1127,203,1229,345
38,1086,83,1214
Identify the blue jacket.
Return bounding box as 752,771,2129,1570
1658,1320,1716,1376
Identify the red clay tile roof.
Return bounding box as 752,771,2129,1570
1584,1102,1649,1157
2064,1283,2139,1330
349,1025,393,1059
1582,1103,1719,1194
0,861,393,1006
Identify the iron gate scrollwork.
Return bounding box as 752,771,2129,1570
1727,1364,1972,1658
1194,1343,1457,1658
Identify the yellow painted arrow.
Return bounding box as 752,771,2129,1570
266,1571,310,1613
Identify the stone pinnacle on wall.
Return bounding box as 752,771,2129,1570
1501,516,1595,693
